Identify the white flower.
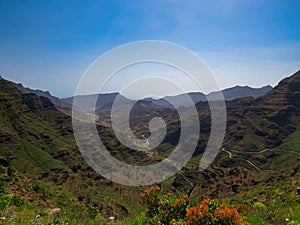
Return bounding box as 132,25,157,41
286,218,290,221
109,216,115,220
0,217,5,220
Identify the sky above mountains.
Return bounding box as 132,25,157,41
0,0,300,98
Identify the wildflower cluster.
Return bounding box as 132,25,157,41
140,186,162,218
185,199,250,225
140,186,189,224
140,186,251,225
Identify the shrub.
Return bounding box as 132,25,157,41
140,186,251,225
0,193,25,210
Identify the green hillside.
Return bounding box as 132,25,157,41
0,71,300,224
0,77,143,224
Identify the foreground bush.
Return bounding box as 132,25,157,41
140,186,251,225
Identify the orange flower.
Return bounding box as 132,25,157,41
242,222,251,225
140,193,145,199
201,198,210,205
197,211,203,217
214,210,218,217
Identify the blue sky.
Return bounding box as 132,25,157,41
0,0,300,98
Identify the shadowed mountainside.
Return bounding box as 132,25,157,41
0,71,299,224
0,77,143,223
144,85,272,108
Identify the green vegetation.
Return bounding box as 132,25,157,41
0,70,299,224
0,77,143,224
280,131,300,151
138,186,251,225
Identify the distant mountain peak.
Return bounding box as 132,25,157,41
13,81,71,109
145,85,273,108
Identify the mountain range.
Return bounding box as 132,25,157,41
0,70,299,224
144,85,272,108
14,81,272,110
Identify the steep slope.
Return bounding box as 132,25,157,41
0,77,142,224
0,71,299,224
170,71,300,225
0,77,77,175
14,82,71,109
223,70,300,152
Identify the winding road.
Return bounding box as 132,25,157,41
221,148,300,172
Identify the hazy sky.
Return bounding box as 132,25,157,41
0,0,300,98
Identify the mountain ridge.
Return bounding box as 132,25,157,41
0,76,142,223
5,75,272,109
0,71,299,224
